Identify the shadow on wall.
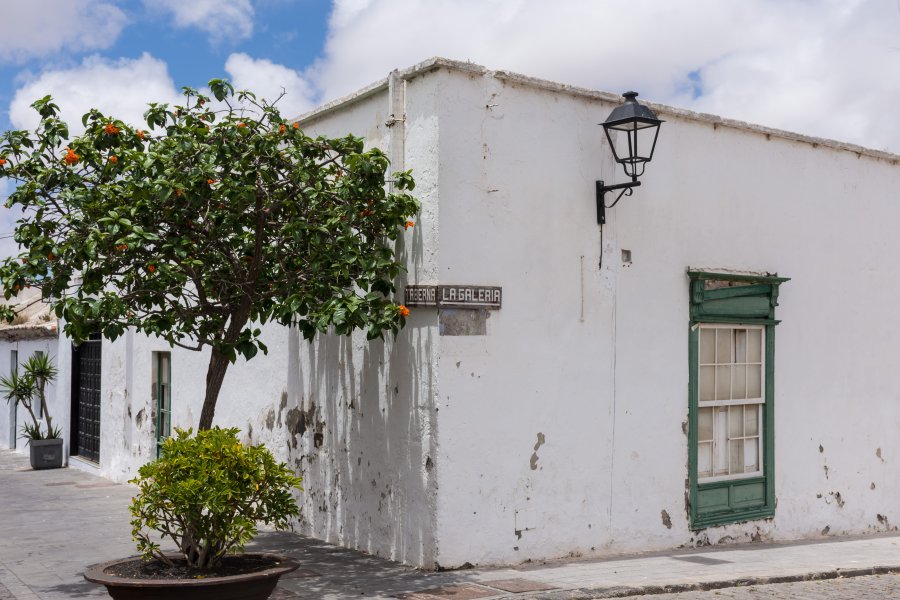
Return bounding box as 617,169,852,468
285,319,437,568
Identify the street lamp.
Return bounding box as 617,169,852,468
596,91,663,224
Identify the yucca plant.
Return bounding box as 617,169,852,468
0,351,59,441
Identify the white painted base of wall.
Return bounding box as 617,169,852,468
67,455,99,474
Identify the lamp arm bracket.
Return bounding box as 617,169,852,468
595,180,641,225
605,186,634,209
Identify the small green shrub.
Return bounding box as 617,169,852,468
129,427,303,570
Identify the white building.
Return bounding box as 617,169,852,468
3,58,900,569
0,289,61,456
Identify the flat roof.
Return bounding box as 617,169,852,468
298,57,899,165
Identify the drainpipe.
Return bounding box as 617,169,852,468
386,70,406,185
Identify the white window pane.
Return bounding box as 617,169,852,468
729,439,744,474
716,366,731,400
728,406,743,438
734,329,747,363
715,409,728,475
699,329,716,364
744,404,759,436
747,364,762,398
731,365,747,400
745,438,759,471
716,329,732,364
698,407,713,441
748,329,762,362
699,366,715,402
698,442,712,478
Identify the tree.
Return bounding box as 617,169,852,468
0,81,418,430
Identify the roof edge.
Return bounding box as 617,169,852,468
297,57,900,164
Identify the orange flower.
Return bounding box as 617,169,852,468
63,148,79,166
104,123,120,136
136,130,145,140
47,252,55,261
237,122,246,128
0,158,6,166
147,264,156,273
279,124,286,134
398,305,410,318
207,179,216,185
292,122,299,129
108,155,118,164
116,244,128,252
404,220,415,230
174,188,183,197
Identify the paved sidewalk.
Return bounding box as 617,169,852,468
2,448,900,600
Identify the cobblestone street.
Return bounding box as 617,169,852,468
618,574,900,600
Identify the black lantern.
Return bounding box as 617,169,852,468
596,91,663,224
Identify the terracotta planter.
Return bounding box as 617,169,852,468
29,438,63,470
84,553,299,600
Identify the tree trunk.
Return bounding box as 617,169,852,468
198,306,252,430
198,347,230,430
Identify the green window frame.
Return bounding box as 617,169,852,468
688,271,789,529
153,352,171,458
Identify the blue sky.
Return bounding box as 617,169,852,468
0,1,333,134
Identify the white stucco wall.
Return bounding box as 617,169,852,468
291,70,441,566
426,64,900,567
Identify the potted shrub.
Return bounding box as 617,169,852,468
85,427,303,599
0,351,63,469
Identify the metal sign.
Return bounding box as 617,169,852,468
404,285,501,309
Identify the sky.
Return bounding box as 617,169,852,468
0,0,899,254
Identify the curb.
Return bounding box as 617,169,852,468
494,565,900,599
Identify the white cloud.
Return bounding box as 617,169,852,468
146,0,254,43
0,180,22,259
9,54,181,135
0,0,127,62
311,0,900,153
224,53,316,117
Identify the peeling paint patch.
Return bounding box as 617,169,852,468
877,447,885,462
134,408,146,429
285,402,325,449
277,391,287,427
821,525,830,535
265,408,276,431
871,482,876,490
661,509,672,529
529,432,545,470
826,491,845,508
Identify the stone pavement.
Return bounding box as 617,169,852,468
2,447,900,600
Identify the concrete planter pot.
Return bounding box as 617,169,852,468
83,553,298,600
29,438,64,470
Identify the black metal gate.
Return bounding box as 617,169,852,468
71,333,102,462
